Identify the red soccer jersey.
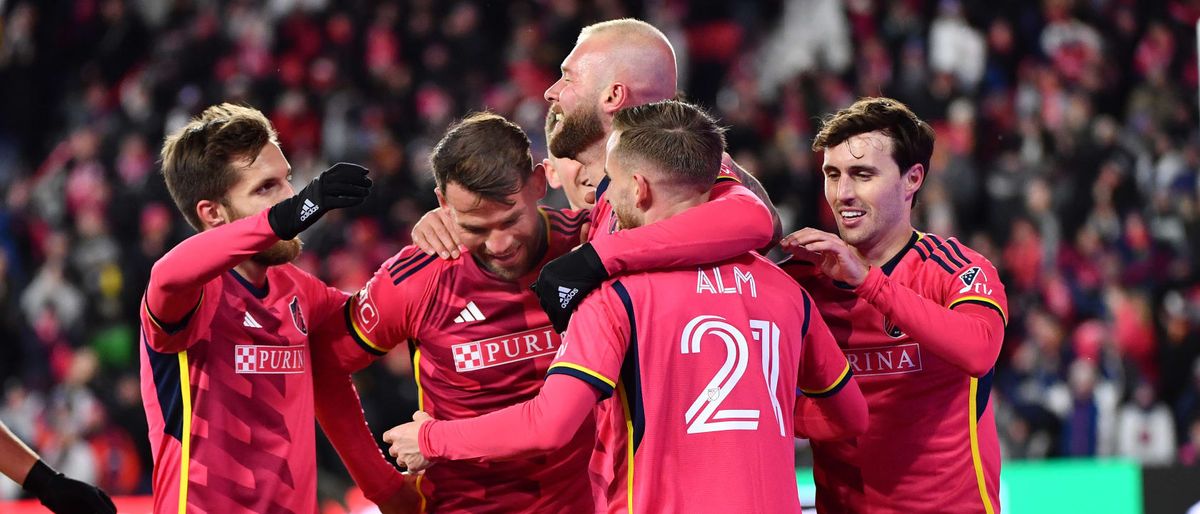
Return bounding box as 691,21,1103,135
140,264,346,514
338,208,594,514
786,231,1008,514
549,253,851,514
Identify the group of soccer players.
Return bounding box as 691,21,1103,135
133,17,1008,514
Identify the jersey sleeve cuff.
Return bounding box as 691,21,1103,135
144,292,204,336
418,419,443,461
799,362,853,399
948,297,1009,326
546,362,615,399
852,266,886,300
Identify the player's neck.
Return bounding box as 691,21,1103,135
860,222,916,268
234,260,269,288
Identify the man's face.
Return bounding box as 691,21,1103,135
602,131,644,230
543,153,596,209
221,143,302,265
440,173,548,281
544,38,608,160
821,131,918,252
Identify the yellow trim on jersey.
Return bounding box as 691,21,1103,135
548,362,617,388
412,348,428,512
617,385,635,514
969,377,996,514
177,351,193,514
800,361,851,396
949,296,1008,326
349,300,388,354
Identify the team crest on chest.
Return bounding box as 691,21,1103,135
289,296,308,335
882,316,905,338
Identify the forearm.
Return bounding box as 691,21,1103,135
591,184,773,274
313,359,405,502
793,379,868,440
855,268,1004,377
0,421,39,485
147,210,279,322
419,376,597,461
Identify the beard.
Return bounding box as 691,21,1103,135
611,196,644,230
548,104,606,160
251,238,302,265
224,201,303,266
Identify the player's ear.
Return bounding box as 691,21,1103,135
903,163,924,203
633,174,651,209
601,82,628,115
196,199,229,230
526,167,548,199
542,158,563,190
434,187,448,209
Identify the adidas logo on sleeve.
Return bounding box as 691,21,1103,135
558,286,578,308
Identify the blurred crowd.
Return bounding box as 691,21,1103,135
1,0,1199,502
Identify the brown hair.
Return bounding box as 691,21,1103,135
611,100,726,190
430,112,533,205
812,97,935,178
160,103,279,230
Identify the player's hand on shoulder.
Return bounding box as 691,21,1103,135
781,228,869,287
268,162,373,240
411,208,462,259
533,242,608,333
383,411,435,473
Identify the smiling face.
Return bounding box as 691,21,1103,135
221,143,302,265
439,172,548,281
821,131,922,254
544,37,609,161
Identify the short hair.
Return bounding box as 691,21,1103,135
160,103,279,230
430,112,533,205
578,18,669,46
611,100,726,190
812,97,935,177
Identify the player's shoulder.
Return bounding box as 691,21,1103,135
542,207,589,242
374,245,452,288
911,232,995,277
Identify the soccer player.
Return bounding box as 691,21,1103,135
407,19,782,332
1,419,115,513
781,97,1008,513
139,103,378,513
309,113,598,513
382,100,867,514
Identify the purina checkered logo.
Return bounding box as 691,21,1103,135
450,326,561,372
235,344,306,374
558,286,578,309
299,199,319,222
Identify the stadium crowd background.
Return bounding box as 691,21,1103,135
1,0,1199,503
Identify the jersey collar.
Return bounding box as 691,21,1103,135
880,231,920,276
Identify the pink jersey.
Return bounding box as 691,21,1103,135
140,263,346,514
334,207,594,513
550,253,851,514
786,231,1008,514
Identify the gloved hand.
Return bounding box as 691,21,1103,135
268,162,372,240
532,243,609,332
23,460,117,514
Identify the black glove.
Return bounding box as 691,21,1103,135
532,243,609,333
268,162,372,240
23,460,117,514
